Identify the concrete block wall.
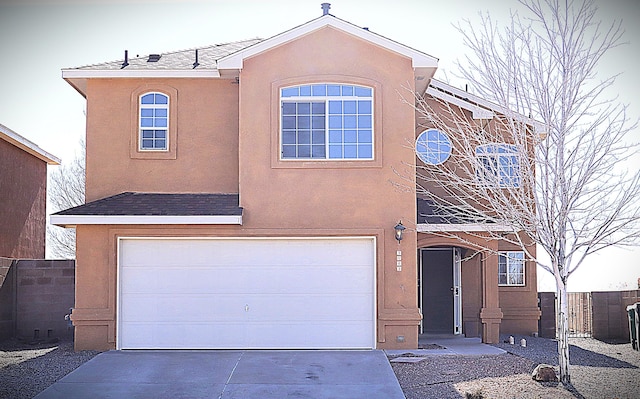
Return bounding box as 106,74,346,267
0,258,16,340
0,258,75,341
16,259,75,340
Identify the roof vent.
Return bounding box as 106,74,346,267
193,49,200,69
121,50,129,69
321,3,330,16
147,54,161,62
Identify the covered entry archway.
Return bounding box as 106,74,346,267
417,233,504,343
418,247,462,335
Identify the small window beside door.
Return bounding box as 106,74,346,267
498,251,525,286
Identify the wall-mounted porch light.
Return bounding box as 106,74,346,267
394,221,406,242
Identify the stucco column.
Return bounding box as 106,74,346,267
480,248,503,344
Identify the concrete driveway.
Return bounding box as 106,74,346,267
35,350,405,399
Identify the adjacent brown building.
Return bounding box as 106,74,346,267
0,124,60,259
52,8,541,351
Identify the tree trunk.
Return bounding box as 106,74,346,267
557,283,571,384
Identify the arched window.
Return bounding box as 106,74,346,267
280,84,373,160
139,92,169,151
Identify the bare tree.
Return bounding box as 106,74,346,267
47,140,85,259
408,0,640,385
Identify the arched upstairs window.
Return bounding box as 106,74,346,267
139,92,169,151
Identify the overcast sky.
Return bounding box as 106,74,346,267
1,0,638,291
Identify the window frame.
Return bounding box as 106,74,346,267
279,83,374,161
138,92,169,152
498,251,525,286
415,128,452,165
130,85,178,160
475,143,521,188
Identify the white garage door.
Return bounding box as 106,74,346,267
118,237,375,349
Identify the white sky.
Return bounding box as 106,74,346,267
1,0,638,291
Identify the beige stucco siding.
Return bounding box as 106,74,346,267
238,26,420,339
85,78,240,202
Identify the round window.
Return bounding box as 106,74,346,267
415,129,452,165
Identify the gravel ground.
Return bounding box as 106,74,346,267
0,339,100,399
391,334,640,399
1,335,638,399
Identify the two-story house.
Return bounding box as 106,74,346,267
52,6,540,351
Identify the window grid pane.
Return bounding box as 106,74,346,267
280,84,373,160
476,144,520,187
139,92,169,151
498,251,525,286
281,101,326,159
415,129,452,165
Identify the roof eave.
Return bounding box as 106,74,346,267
426,86,495,120
0,124,61,165
417,223,513,233
62,69,222,79
61,68,224,97
63,76,87,97
428,79,547,134
50,214,243,228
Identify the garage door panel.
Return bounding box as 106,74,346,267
246,321,373,349
122,322,249,349
246,266,373,294
119,238,375,349
122,266,372,295
120,294,248,323
122,239,374,268
246,294,373,321
121,267,254,294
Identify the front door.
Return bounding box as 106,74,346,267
419,247,462,334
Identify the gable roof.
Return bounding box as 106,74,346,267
50,192,243,227
0,123,60,165
62,13,439,95
217,14,438,75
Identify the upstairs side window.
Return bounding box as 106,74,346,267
498,251,525,286
280,84,373,160
476,144,521,187
139,92,169,151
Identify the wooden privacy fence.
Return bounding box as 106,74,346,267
538,290,640,341
592,290,640,341
568,292,592,337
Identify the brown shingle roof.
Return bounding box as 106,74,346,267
417,198,493,225
54,192,242,216
67,39,263,71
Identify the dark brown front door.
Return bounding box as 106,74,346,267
420,248,453,333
